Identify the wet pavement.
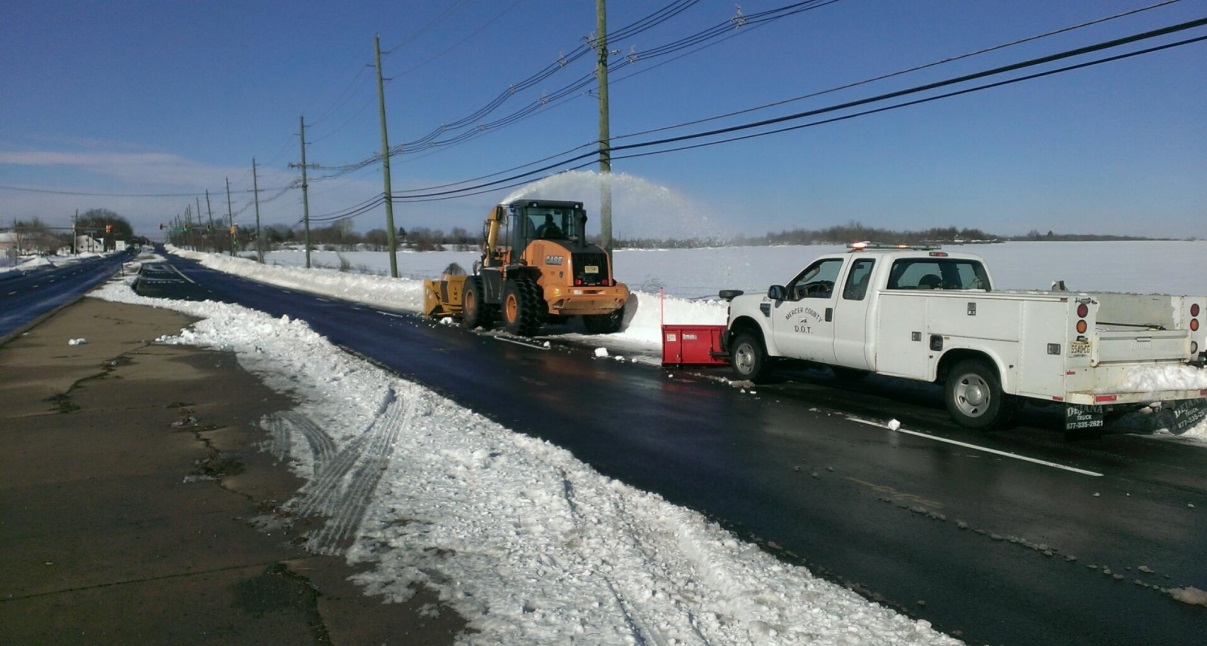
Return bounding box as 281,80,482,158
0,297,466,645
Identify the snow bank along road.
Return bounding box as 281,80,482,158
89,248,1207,646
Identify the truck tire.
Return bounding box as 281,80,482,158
462,277,493,329
583,306,624,334
503,278,541,336
731,333,770,384
945,360,1008,429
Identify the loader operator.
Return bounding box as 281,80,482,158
537,214,563,239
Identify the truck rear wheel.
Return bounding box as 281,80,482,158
502,278,542,336
945,360,1009,429
731,333,770,384
462,277,492,330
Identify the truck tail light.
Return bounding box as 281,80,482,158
1076,302,1089,334
1191,303,1200,331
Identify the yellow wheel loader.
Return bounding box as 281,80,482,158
423,200,629,336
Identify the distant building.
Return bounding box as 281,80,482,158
0,232,16,266
76,235,104,253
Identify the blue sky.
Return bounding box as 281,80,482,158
2,0,1204,241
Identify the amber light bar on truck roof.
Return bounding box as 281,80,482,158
848,241,943,252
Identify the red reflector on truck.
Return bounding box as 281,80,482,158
1094,395,1118,403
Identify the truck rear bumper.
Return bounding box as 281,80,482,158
1058,388,1207,406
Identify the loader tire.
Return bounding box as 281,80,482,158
462,277,492,330
503,278,542,336
583,305,625,334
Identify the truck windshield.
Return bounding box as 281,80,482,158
887,258,991,291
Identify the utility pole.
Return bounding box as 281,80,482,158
225,177,235,257
375,35,400,279
596,0,614,255
194,197,202,250
72,209,78,254
205,189,215,253
252,158,264,263
290,116,317,269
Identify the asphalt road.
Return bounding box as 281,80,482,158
114,254,1207,644
0,251,133,343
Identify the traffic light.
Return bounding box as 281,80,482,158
105,224,113,233
159,223,164,230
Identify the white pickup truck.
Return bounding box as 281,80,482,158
720,243,1207,430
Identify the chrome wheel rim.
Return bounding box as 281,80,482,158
954,374,990,417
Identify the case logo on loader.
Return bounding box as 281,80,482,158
545,255,564,265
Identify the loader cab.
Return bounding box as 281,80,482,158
508,200,586,250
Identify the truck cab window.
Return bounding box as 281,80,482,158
842,258,875,300
888,259,991,291
787,258,843,300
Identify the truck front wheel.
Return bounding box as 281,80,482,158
945,360,1009,429
731,333,770,384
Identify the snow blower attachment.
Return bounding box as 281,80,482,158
422,200,629,336
423,263,467,319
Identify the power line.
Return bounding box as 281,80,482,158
385,0,835,160
615,0,1184,142
385,17,1207,203
612,33,1207,162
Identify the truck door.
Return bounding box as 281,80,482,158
832,258,875,370
770,258,843,363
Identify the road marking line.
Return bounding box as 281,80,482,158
167,264,196,284
377,311,408,319
494,336,551,351
850,418,1103,477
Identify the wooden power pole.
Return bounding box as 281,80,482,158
596,0,613,255
375,35,400,279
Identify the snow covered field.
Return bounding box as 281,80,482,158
73,241,1205,644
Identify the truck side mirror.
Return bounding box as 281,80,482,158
767,285,787,301
718,289,744,301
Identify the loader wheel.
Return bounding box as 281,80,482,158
731,333,770,384
502,278,541,336
582,305,625,334
462,277,492,330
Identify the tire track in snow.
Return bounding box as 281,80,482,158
260,413,292,463
558,469,690,646
262,410,338,474
298,386,417,555
290,388,393,519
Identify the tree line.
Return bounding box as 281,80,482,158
3,209,139,254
